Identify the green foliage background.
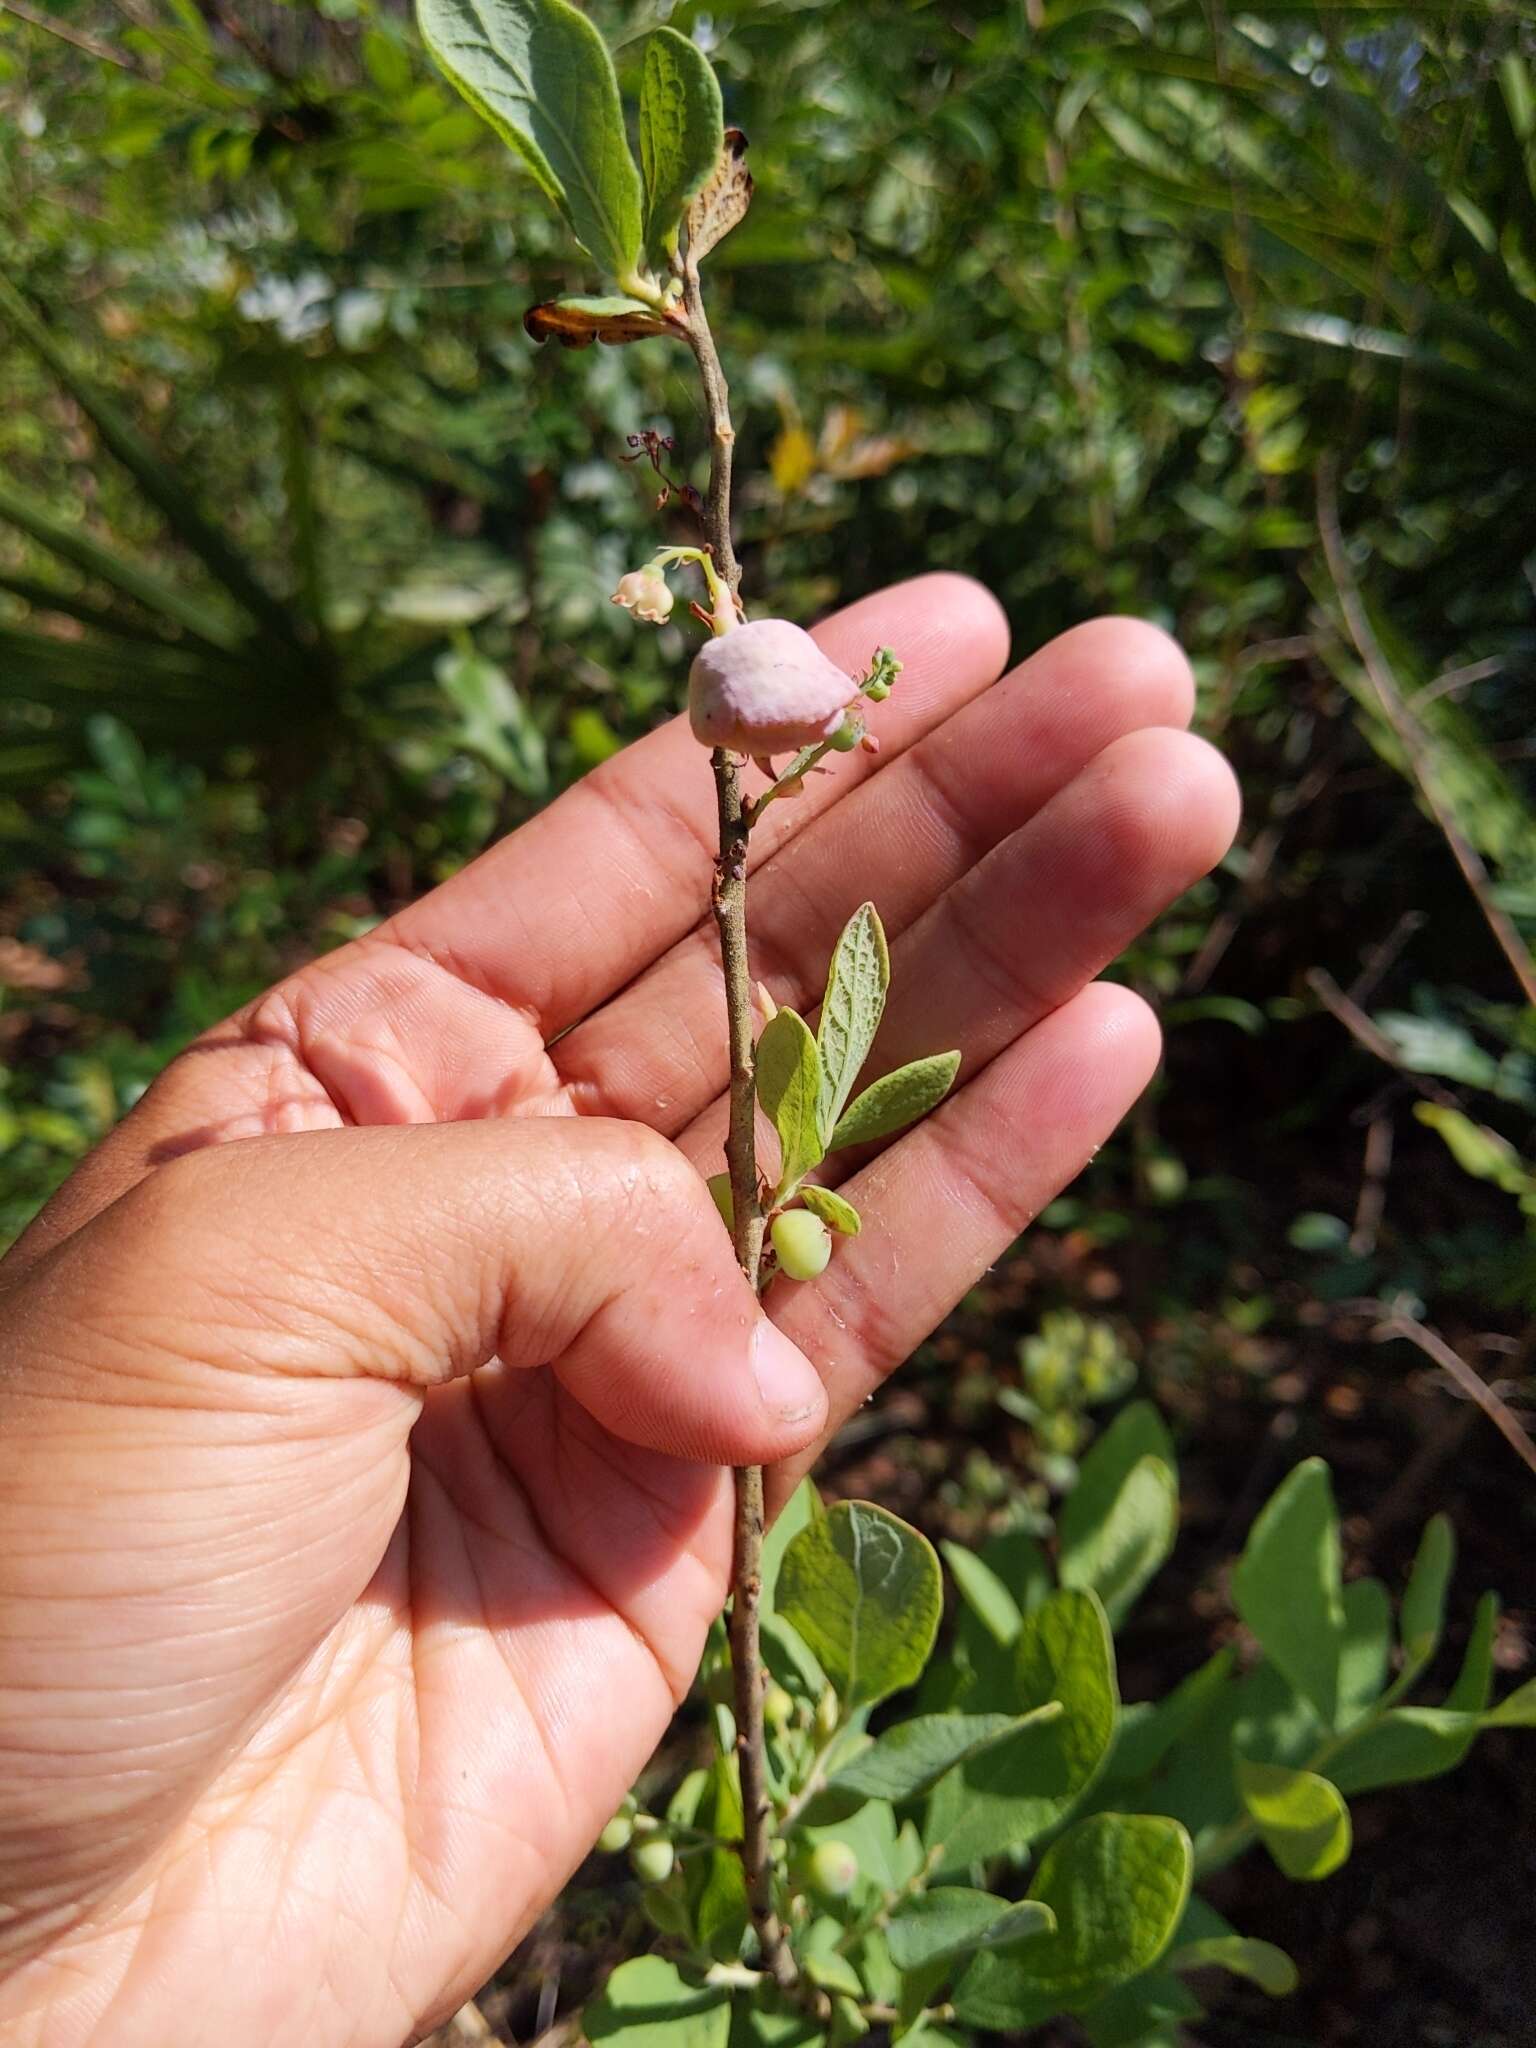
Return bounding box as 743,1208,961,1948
2,0,1534,2036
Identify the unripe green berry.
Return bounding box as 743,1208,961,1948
764,1682,795,1733
597,1812,634,1854
815,1688,840,1736
630,1833,675,1885
807,1840,860,1900
771,1209,832,1281
827,715,863,752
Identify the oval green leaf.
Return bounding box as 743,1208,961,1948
638,27,723,266
757,1005,825,1194
816,901,889,1141
416,0,644,286
887,1888,1055,1974
828,1050,960,1151
778,1500,942,1711
953,1813,1194,2026
1231,1457,1344,1729
1236,1756,1351,1880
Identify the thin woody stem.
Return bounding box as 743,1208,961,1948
682,250,797,1988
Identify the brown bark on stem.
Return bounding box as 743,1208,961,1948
682,254,797,1988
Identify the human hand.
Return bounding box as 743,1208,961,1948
0,578,1238,2048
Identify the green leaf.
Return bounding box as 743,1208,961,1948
416,0,645,285
1398,1513,1455,1687
778,1501,943,1711
940,1541,1022,1648
1168,1935,1299,1997
1487,1677,1536,1726
800,1185,862,1236
828,1709,1058,1805
1337,1577,1393,1726
1231,1458,1344,1728
1105,1649,1235,1788
1058,1402,1179,1626
887,1889,1055,1974
1236,1758,1351,1880
435,645,548,794
1080,1971,1203,2047
757,1007,825,1193
761,1477,822,1611
817,902,890,1141
953,1814,1193,2026
585,1958,730,2048
1328,1706,1483,1795
829,1051,960,1151
638,28,723,267
927,1589,1117,1869
1445,1588,1498,1713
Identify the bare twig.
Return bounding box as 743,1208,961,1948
1305,966,1461,1112
1348,1114,1393,1257
680,245,795,1990
1316,459,1536,1009
1362,1301,1536,1483
0,0,138,70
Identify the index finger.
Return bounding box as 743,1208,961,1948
380,573,1009,1039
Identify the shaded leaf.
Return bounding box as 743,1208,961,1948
1398,1513,1455,1688
940,1541,1022,1647
927,1589,1117,1868
1336,1577,1393,1726
887,1889,1055,1974
953,1814,1193,2025
1059,1401,1179,1626
828,1709,1058,1805
1169,1935,1299,1996
1231,1458,1344,1728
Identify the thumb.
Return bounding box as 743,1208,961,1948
26,1115,827,1465
0,1117,825,1958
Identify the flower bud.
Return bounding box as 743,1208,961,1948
864,675,892,702
689,618,855,755
611,565,674,624
807,1840,860,1901
771,1209,832,1281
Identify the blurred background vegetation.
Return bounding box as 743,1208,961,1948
2,0,1534,2038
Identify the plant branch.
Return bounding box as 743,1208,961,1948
682,246,796,1990
1316,458,1536,1009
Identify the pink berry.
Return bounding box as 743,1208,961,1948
688,619,855,755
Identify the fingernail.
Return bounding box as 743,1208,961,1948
751,1320,825,1425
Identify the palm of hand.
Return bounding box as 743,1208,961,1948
0,582,1236,2048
